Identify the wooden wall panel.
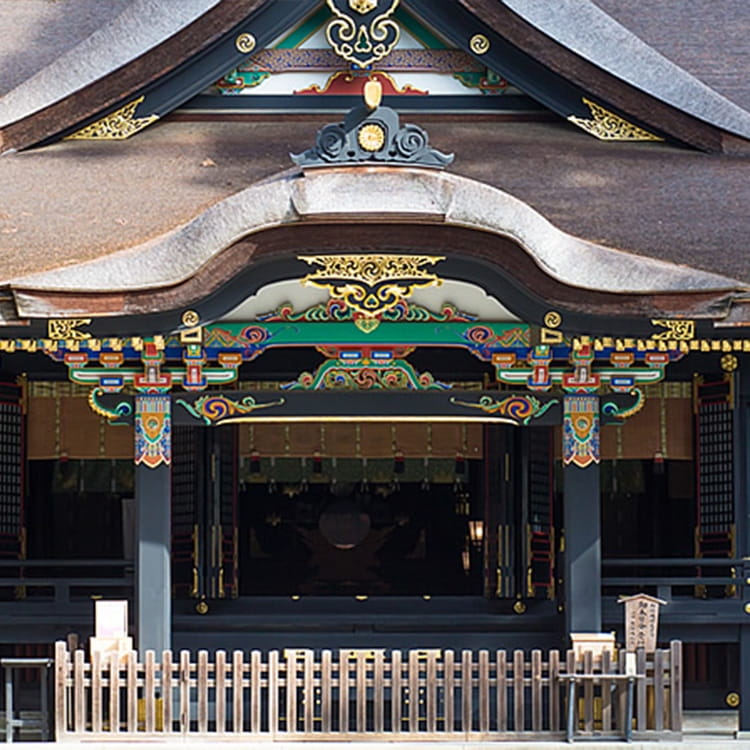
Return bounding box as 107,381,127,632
27,395,133,460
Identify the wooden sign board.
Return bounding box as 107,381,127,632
91,600,133,661
570,632,615,663
619,593,666,652
95,600,128,638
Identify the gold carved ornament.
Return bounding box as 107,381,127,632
568,98,663,142
325,0,400,68
299,254,444,321
65,96,158,141
47,318,92,341
650,319,695,341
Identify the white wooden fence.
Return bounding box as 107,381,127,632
54,641,682,741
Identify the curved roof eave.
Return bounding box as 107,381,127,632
8,167,745,307
0,0,222,129
501,0,750,141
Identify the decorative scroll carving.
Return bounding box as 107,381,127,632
563,395,600,468
65,96,158,141
651,319,695,340
568,98,663,142
135,395,171,469
47,318,92,340
175,394,285,425
88,387,133,421
601,388,645,420
450,394,558,425
285,360,447,391
290,101,453,169
326,0,400,67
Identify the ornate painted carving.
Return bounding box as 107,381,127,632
462,325,532,359
135,395,171,469
601,388,645,421
563,395,600,468
295,70,427,97
326,0,400,68
285,347,448,390
568,98,662,142
176,394,285,425
298,254,445,328
450,394,558,425
88,387,133,421
259,299,475,325
65,96,158,141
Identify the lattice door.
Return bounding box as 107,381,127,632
0,382,24,562
526,426,555,598
171,425,200,598
208,426,238,599
694,375,735,582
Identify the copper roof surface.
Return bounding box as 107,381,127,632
591,0,750,114
0,119,747,287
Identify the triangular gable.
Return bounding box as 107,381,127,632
200,3,531,108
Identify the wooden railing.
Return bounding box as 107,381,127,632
0,560,133,605
602,558,742,601
54,641,682,741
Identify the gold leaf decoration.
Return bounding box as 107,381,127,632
65,96,158,141
568,98,663,142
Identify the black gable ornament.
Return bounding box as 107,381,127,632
291,80,454,170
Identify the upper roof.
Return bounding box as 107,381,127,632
499,0,750,139
2,0,750,152
591,0,750,114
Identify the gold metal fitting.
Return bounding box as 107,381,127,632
513,600,527,615
726,692,741,708
235,33,256,53
469,34,490,55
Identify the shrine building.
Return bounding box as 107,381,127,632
0,0,749,741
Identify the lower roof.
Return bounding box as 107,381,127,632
0,118,748,288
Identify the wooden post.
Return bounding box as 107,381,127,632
563,395,602,633
736,367,750,734
54,642,68,741
563,465,601,632
135,394,172,654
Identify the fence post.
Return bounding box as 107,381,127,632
461,650,472,733
513,650,524,733
234,650,245,733
670,641,683,734
162,650,173,734
548,650,559,733
320,650,332,734
54,642,68,741
215,650,226,734
179,650,190,734
444,650,455,734
73,649,85,735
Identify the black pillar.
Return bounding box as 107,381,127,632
736,366,750,732
564,462,602,633
134,395,172,654
562,395,602,634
